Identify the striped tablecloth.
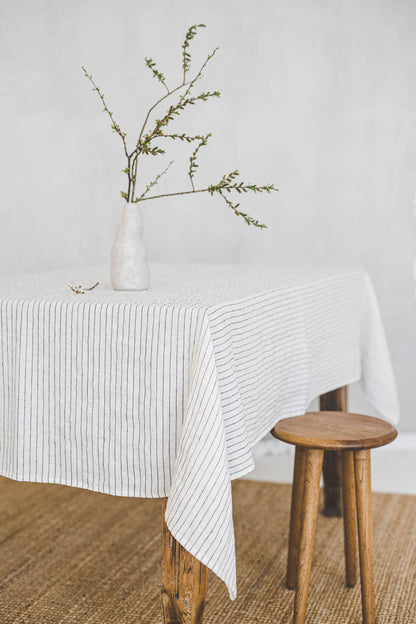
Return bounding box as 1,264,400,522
0,264,399,599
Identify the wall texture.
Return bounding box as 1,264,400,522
1,0,415,430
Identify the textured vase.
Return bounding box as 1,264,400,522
111,202,150,291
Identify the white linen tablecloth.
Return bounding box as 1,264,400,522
0,264,399,599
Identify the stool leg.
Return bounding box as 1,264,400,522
294,448,324,624
287,446,306,589
341,450,357,587
354,450,375,624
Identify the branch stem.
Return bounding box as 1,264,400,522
135,80,194,151
137,188,208,202
82,67,128,159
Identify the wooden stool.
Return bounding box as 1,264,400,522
271,411,397,624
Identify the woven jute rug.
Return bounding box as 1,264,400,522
0,477,414,624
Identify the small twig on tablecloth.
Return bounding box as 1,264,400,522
68,282,99,295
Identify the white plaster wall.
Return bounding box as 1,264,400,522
1,0,415,430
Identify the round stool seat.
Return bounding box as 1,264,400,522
272,411,397,451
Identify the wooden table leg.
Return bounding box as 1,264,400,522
161,499,208,624
319,387,347,517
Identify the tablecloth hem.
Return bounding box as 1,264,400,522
0,471,170,499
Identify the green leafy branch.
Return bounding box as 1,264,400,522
208,173,277,227
136,160,174,201
182,23,206,80
189,134,211,190
82,66,128,158
158,132,208,143
138,91,220,152
145,57,169,94
134,173,277,228
134,45,219,154
82,24,278,228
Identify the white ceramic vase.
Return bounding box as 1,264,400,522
110,202,150,291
